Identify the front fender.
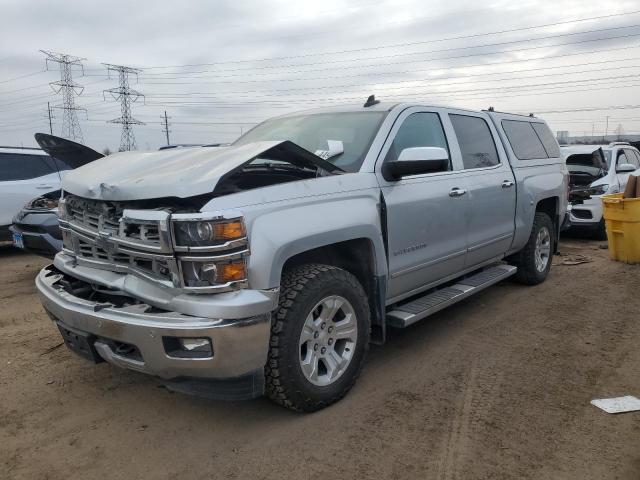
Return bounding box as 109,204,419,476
246,196,387,289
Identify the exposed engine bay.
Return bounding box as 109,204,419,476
27,190,62,210
565,149,608,203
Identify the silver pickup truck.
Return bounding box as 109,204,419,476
36,99,568,411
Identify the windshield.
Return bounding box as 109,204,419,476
234,111,387,172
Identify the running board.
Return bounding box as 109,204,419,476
386,264,517,328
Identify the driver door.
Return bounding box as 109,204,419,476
377,108,469,302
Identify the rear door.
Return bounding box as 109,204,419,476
613,149,640,193
0,153,61,226
377,107,469,302
447,111,516,268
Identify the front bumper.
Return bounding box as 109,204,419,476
37,265,272,395
10,210,62,258
568,197,604,228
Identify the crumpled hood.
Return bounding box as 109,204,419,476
61,140,340,201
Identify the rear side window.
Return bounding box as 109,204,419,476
531,123,560,158
501,121,547,160
623,149,640,168
0,153,58,181
449,114,500,169
385,112,450,168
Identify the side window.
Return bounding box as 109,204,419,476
623,149,640,168
385,112,450,168
501,120,548,160
617,151,629,166
531,123,560,158
0,153,56,181
449,114,500,169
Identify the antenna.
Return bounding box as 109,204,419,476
363,95,380,108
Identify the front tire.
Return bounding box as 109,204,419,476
265,264,370,412
592,218,607,241
510,212,554,285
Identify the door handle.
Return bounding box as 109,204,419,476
37,184,54,189
501,180,515,188
449,187,467,197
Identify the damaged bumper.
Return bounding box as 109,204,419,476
37,265,273,399
568,197,604,228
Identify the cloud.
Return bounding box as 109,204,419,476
1,0,639,149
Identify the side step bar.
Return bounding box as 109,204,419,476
386,264,517,328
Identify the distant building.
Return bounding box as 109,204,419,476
557,131,569,144
561,134,640,145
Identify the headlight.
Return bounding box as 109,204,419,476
171,213,249,291
587,184,608,196
172,218,245,248
180,258,247,287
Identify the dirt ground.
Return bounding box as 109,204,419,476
1,239,639,480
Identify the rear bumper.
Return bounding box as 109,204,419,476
37,265,271,396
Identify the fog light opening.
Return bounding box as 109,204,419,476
163,336,213,359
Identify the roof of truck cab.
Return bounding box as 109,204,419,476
270,102,493,119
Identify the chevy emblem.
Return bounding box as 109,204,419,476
96,233,115,253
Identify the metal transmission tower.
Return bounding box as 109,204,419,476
161,110,171,145
103,64,144,151
40,50,86,142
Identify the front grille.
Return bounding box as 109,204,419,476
76,238,172,279
61,195,174,284
64,195,167,251
66,195,121,234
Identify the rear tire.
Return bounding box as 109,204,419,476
265,264,370,412
509,212,554,285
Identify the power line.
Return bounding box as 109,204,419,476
41,50,85,143
138,10,640,69
103,63,144,151
137,34,640,82
0,70,46,84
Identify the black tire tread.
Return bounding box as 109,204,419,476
510,212,554,285
265,263,369,412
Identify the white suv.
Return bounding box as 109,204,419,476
562,142,640,239
0,147,64,242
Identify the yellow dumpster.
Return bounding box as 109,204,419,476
602,193,640,264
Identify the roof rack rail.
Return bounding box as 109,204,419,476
481,108,536,118
0,145,42,150
608,141,630,146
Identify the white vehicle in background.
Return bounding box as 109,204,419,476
0,146,65,243
562,142,640,239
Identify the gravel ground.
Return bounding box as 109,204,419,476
1,239,639,480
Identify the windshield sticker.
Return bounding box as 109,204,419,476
315,140,344,160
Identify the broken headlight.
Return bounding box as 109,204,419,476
587,184,608,196
180,258,247,288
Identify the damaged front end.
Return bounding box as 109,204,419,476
57,140,341,294
566,147,608,203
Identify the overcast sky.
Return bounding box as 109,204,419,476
1,0,640,151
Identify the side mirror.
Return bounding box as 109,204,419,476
383,147,449,180
616,163,636,173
